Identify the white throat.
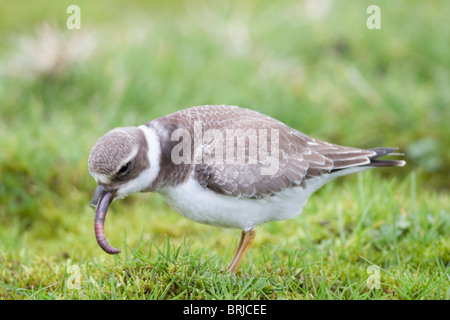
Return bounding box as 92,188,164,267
116,125,161,198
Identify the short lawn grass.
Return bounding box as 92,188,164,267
0,0,449,299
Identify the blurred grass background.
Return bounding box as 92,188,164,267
0,0,449,299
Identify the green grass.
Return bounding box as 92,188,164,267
0,0,449,299
1,172,449,299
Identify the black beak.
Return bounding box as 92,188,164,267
90,185,106,208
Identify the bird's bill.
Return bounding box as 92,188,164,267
93,187,121,254
90,185,105,207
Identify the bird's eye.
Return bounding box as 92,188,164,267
118,162,130,174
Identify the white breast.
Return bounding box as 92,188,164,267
159,178,313,230
157,166,370,230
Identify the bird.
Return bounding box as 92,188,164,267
88,105,405,274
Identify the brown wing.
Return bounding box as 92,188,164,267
194,126,312,199
182,105,368,199
159,105,392,199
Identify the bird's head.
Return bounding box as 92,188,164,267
88,126,159,254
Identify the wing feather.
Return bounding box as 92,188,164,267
159,105,403,199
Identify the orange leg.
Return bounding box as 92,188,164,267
227,229,255,274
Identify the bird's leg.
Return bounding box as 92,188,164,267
226,228,255,274
227,231,245,270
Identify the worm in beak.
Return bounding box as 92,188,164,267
92,187,121,254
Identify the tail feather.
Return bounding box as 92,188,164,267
365,147,406,167
328,147,406,174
